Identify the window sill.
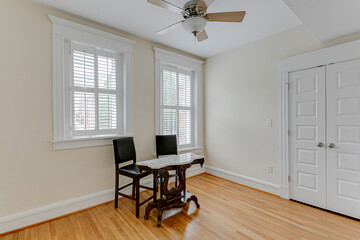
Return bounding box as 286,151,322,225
178,146,203,154
51,135,129,150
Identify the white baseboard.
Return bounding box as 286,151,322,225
0,165,204,235
205,166,280,196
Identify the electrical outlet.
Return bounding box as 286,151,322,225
266,118,272,127
267,164,273,173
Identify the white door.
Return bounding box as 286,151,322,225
289,67,327,208
326,59,360,219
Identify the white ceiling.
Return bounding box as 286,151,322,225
32,0,302,58
283,0,360,42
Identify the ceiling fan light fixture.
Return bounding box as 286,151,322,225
182,17,207,36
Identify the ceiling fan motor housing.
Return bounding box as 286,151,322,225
183,0,205,18
183,0,199,10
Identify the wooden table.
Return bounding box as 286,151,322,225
136,153,204,227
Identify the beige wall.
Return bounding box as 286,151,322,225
0,0,203,217
204,25,360,185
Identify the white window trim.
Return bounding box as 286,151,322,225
49,15,135,150
154,47,204,151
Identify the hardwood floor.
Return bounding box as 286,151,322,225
1,173,359,240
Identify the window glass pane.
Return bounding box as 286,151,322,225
179,73,191,107
73,91,95,130
98,56,117,90
99,93,117,130
162,70,177,106
179,110,191,145
162,108,177,135
73,50,95,88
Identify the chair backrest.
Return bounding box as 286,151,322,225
156,135,178,158
113,137,136,165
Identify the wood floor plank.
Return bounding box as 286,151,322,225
1,174,359,240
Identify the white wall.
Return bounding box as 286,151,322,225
2,0,360,224
204,25,360,185
0,0,203,218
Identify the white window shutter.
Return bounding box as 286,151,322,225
162,108,177,135
73,50,95,88
98,55,117,90
73,91,96,131
99,93,117,130
178,73,191,107
71,47,119,135
162,70,177,106
160,68,193,146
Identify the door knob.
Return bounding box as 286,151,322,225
328,143,335,148
317,142,324,147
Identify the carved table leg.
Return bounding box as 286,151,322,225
157,209,163,227
143,164,202,227
189,194,200,208
144,202,156,220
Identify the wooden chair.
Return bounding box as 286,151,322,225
155,135,179,190
155,135,178,158
113,137,153,218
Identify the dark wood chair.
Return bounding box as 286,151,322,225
155,135,179,189
155,135,178,158
113,137,153,218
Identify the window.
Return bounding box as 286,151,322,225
50,15,134,150
161,67,193,147
155,48,203,150
71,45,120,136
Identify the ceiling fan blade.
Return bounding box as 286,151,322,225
205,11,246,22
197,29,208,42
196,0,215,12
156,21,184,35
148,0,183,14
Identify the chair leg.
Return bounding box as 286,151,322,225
132,179,135,198
115,173,119,208
135,179,140,218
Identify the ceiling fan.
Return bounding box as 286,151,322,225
148,0,246,42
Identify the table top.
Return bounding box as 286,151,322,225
136,152,204,170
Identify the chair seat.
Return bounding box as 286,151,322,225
118,164,151,179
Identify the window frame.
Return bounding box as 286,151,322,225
154,47,203,152
49,15,135,150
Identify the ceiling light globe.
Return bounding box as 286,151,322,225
182,17,207,35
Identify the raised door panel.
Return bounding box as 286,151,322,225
289,67,326,208
326,59,360,219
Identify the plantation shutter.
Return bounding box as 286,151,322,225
162,69,177,135
98,55,117,130
73,50,96,131
178,73,191,145
161,67,193,146
71,45,119,136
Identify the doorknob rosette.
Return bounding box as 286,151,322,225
328,143,336,149
317,142,324,147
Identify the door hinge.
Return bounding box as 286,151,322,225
288,175,290,182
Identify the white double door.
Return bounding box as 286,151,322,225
289,59,360,219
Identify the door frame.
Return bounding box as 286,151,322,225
278,38,360,199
